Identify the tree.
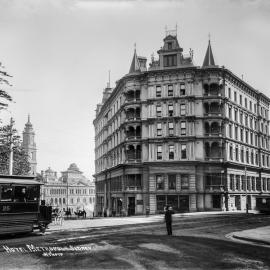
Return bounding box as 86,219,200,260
0,62,12,113
0,121,30,175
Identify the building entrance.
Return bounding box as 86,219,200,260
179,195,189,212
128,197,135,216
167,195,178,210
212,194,221,209
235,195,241,210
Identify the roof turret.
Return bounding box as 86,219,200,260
202,39,216,67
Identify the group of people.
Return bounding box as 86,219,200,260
52,209,64,226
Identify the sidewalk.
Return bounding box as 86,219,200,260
232,226,270,246
47,210,256,232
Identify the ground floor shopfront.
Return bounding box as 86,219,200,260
95,192,266,216
94,163,270,216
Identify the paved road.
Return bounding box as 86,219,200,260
0,213,270,269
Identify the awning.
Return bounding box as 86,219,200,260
0,177,43,185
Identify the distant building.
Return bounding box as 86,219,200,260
22,115,37,175
40,164,95,215
93,29,270,216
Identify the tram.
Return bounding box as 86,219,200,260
256,195,270,214
0,175,52,235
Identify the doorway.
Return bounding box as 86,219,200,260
179,196,189,212
212,194,221,209
128,197,135,216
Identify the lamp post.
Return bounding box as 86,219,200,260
66,180,69,212
245,166,249,214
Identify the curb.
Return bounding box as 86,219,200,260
232,234,270,246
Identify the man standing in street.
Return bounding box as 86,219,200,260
164,206,174,235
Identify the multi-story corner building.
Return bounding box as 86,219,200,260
40,164,95,215
93,30,270,216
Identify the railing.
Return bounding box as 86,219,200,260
125,186,142,191
205,132,222,137
205,157,224,162
203,92,222,97
126,135,141,140
125,98,141,103
204,111,222,116
205,185,225,191
126,116,141,121
126,158,142,163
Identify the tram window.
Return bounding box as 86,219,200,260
14,186,27,202
0,185,13,202
26,186,39,201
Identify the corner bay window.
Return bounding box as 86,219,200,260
206,173,223,189
126,174,142,188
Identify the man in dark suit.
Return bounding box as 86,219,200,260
164,206,174,235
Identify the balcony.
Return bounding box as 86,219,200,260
203,83,222,97
205,173,225,191
126,107,141,121
126,126,141,141
125,89,140,103
205,121,223,137
205,142,224,161
126,145,141,163
204,102,223,117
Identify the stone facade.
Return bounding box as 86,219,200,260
40,164,95,215
93,31,270,216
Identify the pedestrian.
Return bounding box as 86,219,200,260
164,206,174,235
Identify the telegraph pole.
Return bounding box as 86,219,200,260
8,117,14,175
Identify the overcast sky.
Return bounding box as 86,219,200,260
0,0,270,178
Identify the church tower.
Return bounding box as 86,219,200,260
22,115,37,175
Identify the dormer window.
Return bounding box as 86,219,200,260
168,42,172,50
164,54,177,67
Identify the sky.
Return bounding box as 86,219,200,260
0,0,270,178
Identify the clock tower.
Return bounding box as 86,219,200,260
22,115,37,175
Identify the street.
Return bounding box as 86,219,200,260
0,213,270,270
